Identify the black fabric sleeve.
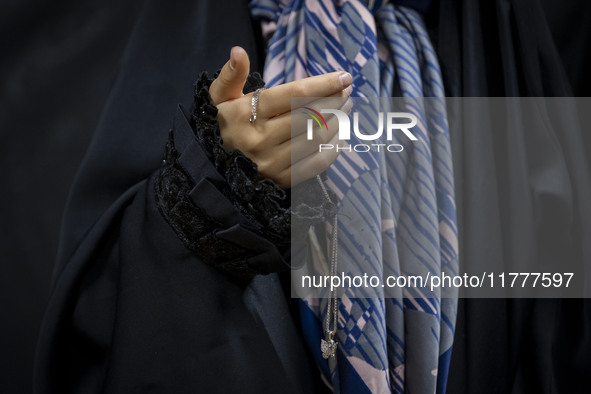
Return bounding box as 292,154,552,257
34,101,321,394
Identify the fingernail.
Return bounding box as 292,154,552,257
339,72,353,87
344,85,353,96
342,98,353,114
229,47,236,70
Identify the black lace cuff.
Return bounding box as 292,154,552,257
155,132,263,279
154,72,336,280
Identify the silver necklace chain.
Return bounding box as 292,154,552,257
317,175,339,359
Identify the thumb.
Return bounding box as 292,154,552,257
209,46,250,106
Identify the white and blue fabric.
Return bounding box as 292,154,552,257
251,1,459,393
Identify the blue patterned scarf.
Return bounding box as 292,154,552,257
250,1,458,392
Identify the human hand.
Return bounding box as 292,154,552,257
209,46,353,189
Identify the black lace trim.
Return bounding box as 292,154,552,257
154,132,263,280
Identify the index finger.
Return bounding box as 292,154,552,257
256,71,353,118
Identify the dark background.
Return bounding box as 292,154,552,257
0,0,589,393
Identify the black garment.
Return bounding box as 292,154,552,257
0,1,143,392
433,0,591,393
34,0,319,392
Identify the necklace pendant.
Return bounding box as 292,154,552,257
321,338,337,359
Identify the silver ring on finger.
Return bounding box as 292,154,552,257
249,88,265,124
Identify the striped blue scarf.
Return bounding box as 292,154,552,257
251,1,458,392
